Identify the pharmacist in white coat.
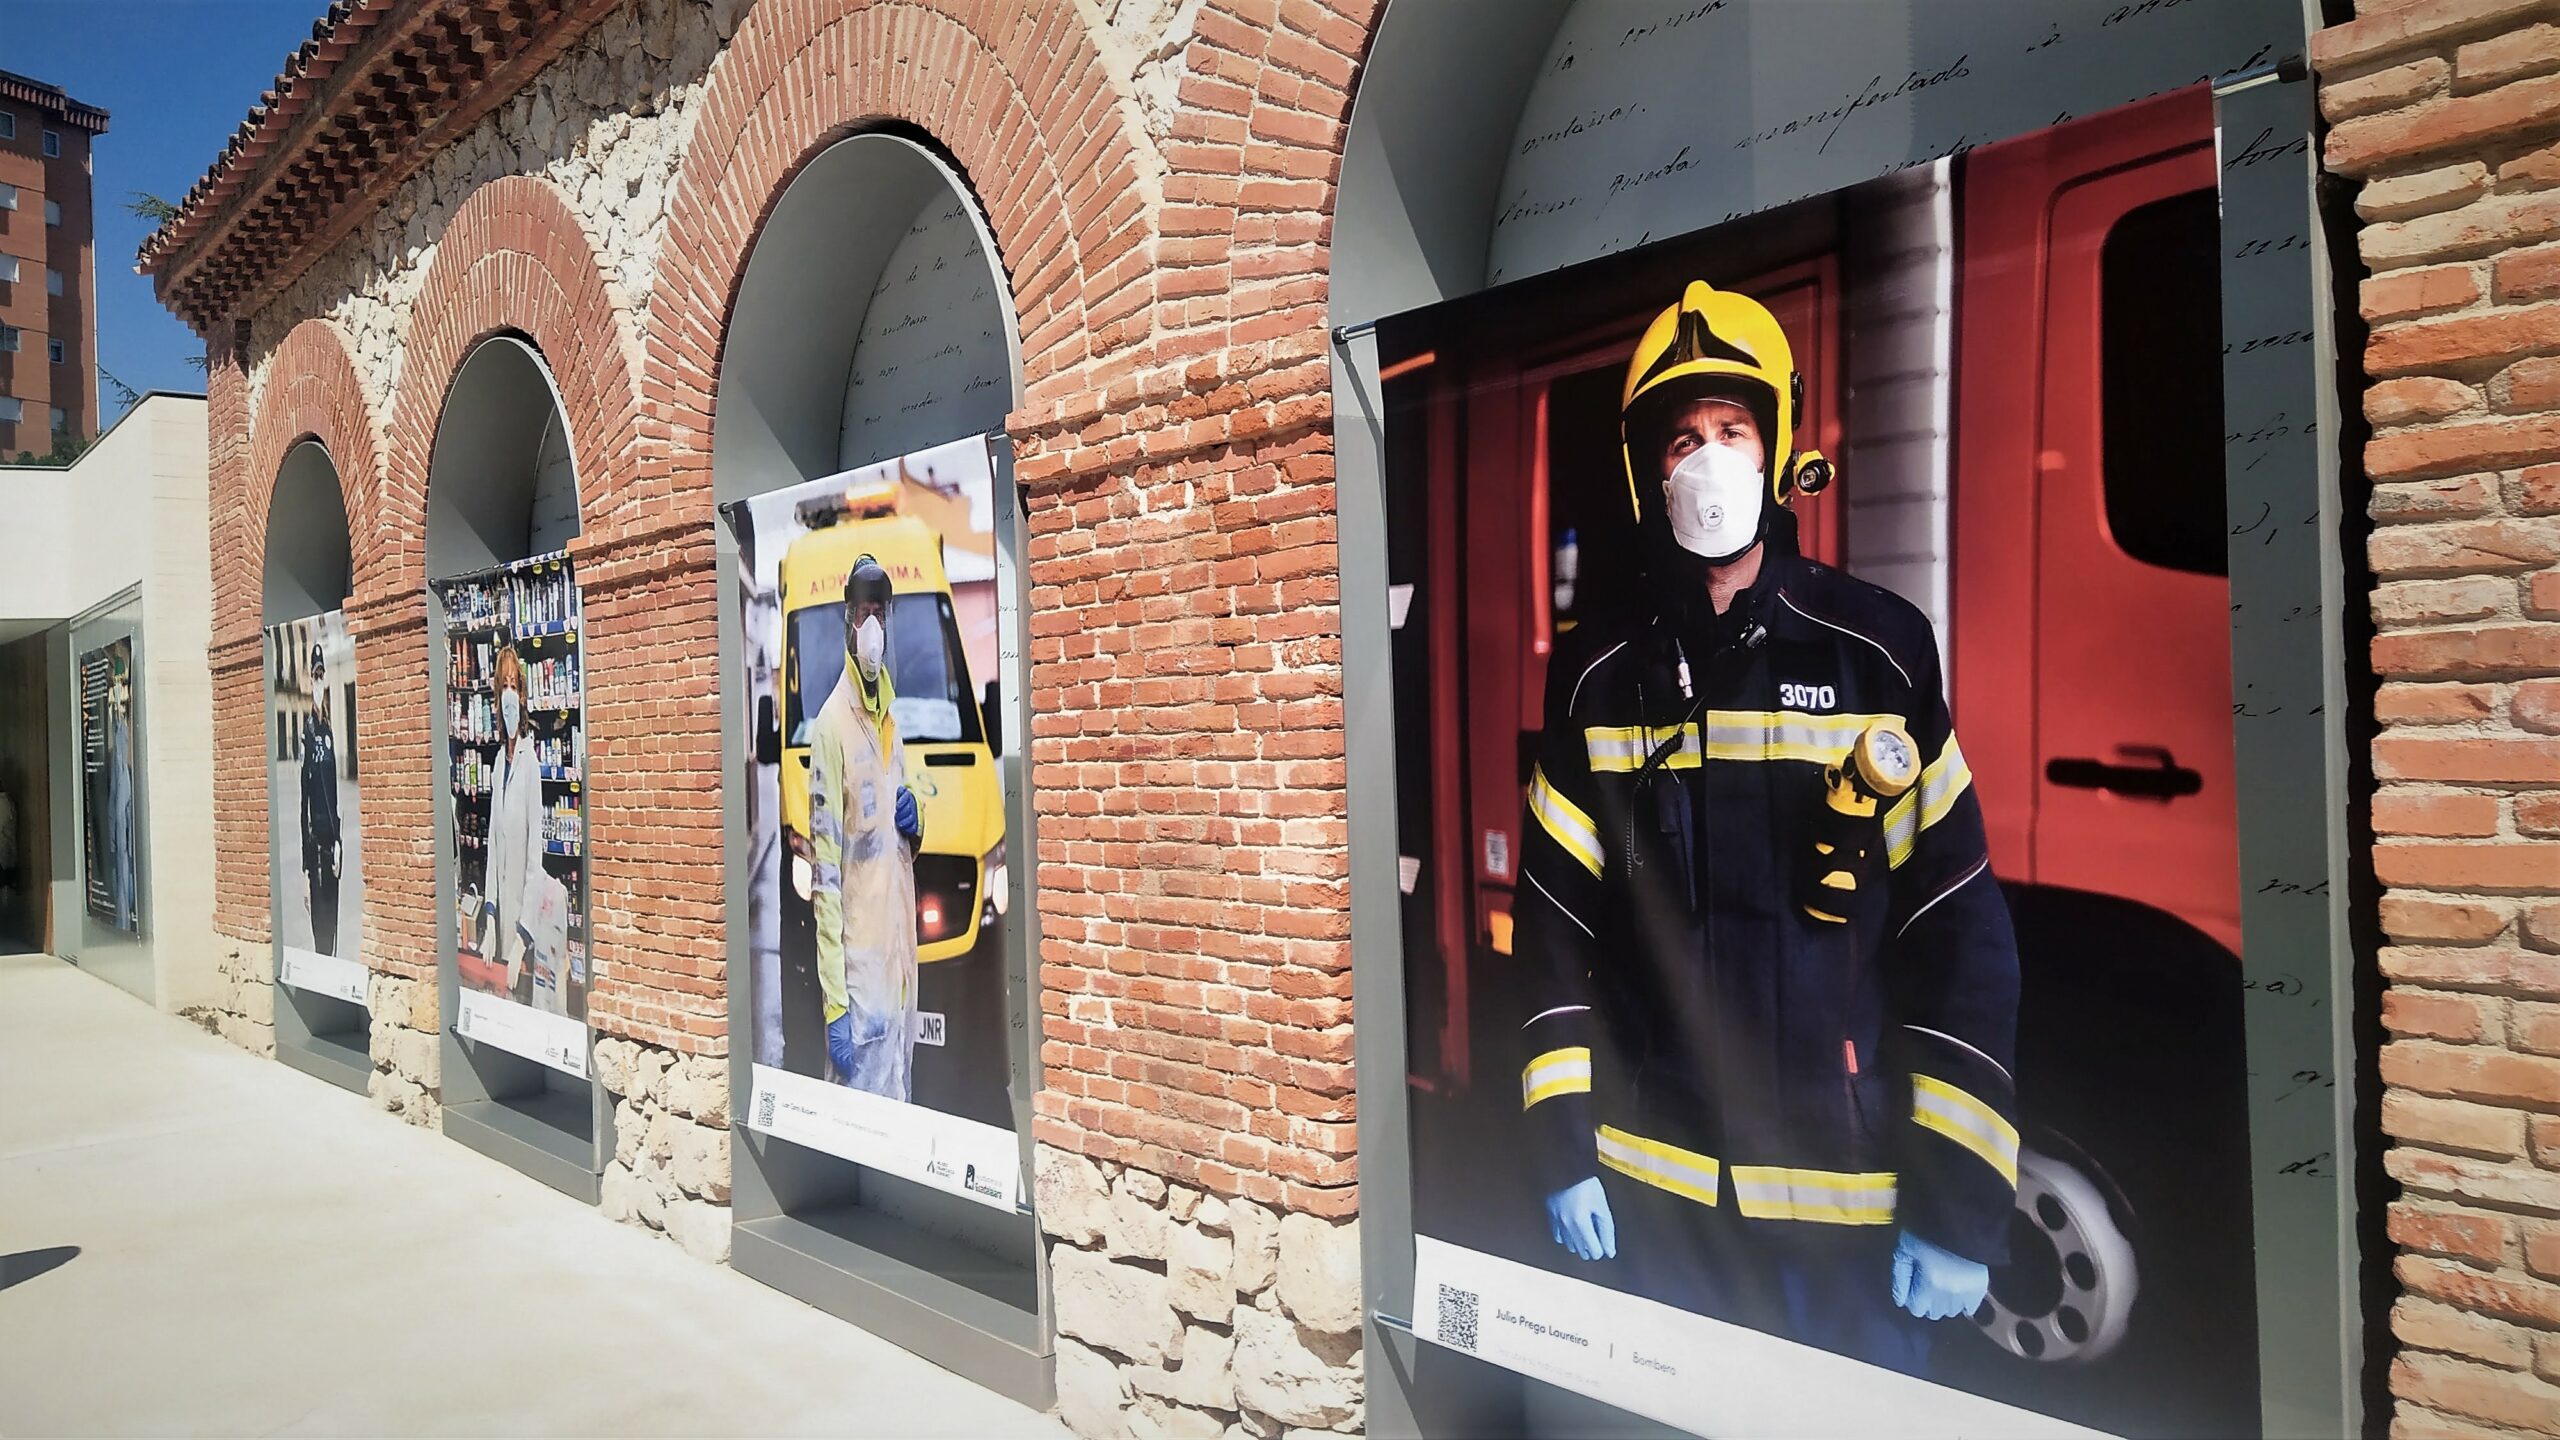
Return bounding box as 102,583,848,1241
486,644,554,1011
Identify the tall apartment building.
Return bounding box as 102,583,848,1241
0,70,106,460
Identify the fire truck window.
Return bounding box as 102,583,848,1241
2100,188,2228,578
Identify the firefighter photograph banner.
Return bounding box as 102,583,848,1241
722,434,1019,1212
437,555,590,1078
1383,87,2261,1438
268,609,366,1006
78,636,140,935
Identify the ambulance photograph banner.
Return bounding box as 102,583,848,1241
437,554,590,1078
1382,88,2261,1438
268,609,366,1006
723,434,1019,1213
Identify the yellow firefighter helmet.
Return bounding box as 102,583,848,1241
1619,280,1833,526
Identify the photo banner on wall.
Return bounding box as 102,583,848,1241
267,610,367,1006
78,636,140,934
1380,83,2273,1439
436,553,589,1078
722,433,1020,1212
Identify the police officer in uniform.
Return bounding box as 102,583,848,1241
1514,281,2022,1375
300,640,343,955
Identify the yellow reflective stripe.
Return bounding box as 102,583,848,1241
1729,1165,1899,1224
1583,724,1701,773
1521,1047,1592,1110
1912,1073,2021,1186
1597,1125,1721,1208
1701,710,1905,765
1883,735,1974,869
1529,766,1603,876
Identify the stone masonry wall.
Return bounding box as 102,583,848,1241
2315,0,2560,1433
1039,1145,1362,1440
595,1036,733,1262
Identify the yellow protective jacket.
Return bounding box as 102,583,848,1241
808,665,918,1031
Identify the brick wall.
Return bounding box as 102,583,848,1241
2316,1,2560,1432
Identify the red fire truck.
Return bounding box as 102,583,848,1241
1386,88,2254,1431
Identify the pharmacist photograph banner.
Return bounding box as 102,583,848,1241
1377,72,2288,1439
722,435,1019,1212
267,609,367,1006
436,554,590,1077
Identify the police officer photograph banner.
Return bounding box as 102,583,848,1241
78,636,140,934
722,434,1019,1212
1381,86,2276,1439
437,554,589,1077
268,610,366,1006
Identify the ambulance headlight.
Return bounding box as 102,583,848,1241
983,840,1009,921
791,853,814,902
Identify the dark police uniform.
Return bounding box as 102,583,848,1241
1514,528,2022,1374
301,698,342,954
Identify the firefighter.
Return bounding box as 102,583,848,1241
810,555,925,1100
1515,280,2022,1374
299,639,343,955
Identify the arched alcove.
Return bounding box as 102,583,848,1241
426,335,582,577
261,439,371,1093
1333,4,2340,1439
261,441,352,625
423,332,602,1200
714,130,1019,502
711,127,1044,1397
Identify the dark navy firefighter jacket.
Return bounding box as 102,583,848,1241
1514,541,2023,1266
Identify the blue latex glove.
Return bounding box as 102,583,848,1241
1892,1229,1990,1320
1546,1176,1617,1261
826,1013,856,1080
895,785,921,846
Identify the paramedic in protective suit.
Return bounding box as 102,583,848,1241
299,639,343,954
1514,280,2023,1375
810,555,925,1100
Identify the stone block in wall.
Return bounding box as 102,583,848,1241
1276,1213,1361,1336
1037,1146,1115,1247
1230,1306,1363,1430
1056,1336,1134,1438
1054,1244,1182,1365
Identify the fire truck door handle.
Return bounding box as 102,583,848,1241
2045,747,2203,800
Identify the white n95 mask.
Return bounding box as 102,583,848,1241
1665,443,1767,564
854,614,886,678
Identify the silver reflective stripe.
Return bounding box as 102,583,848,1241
1597,1127,1721,1206
1729,1167,1899,1224
1701,710,1902,762
1914,1084,2020,1178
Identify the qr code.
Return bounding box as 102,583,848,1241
1436,1283,1480,1352
756,1091,776,1129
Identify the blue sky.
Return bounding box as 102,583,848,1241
14,0,327,424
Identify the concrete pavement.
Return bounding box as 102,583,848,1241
0,952,1069,1437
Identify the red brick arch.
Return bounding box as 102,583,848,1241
643,0,1153,526
381,173,646,589
240,317,385,627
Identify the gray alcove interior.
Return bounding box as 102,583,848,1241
423,334,607,1203
261,440,352,625
262,439,373,1092
712,129,1048,1408
1332,3,2351,1439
